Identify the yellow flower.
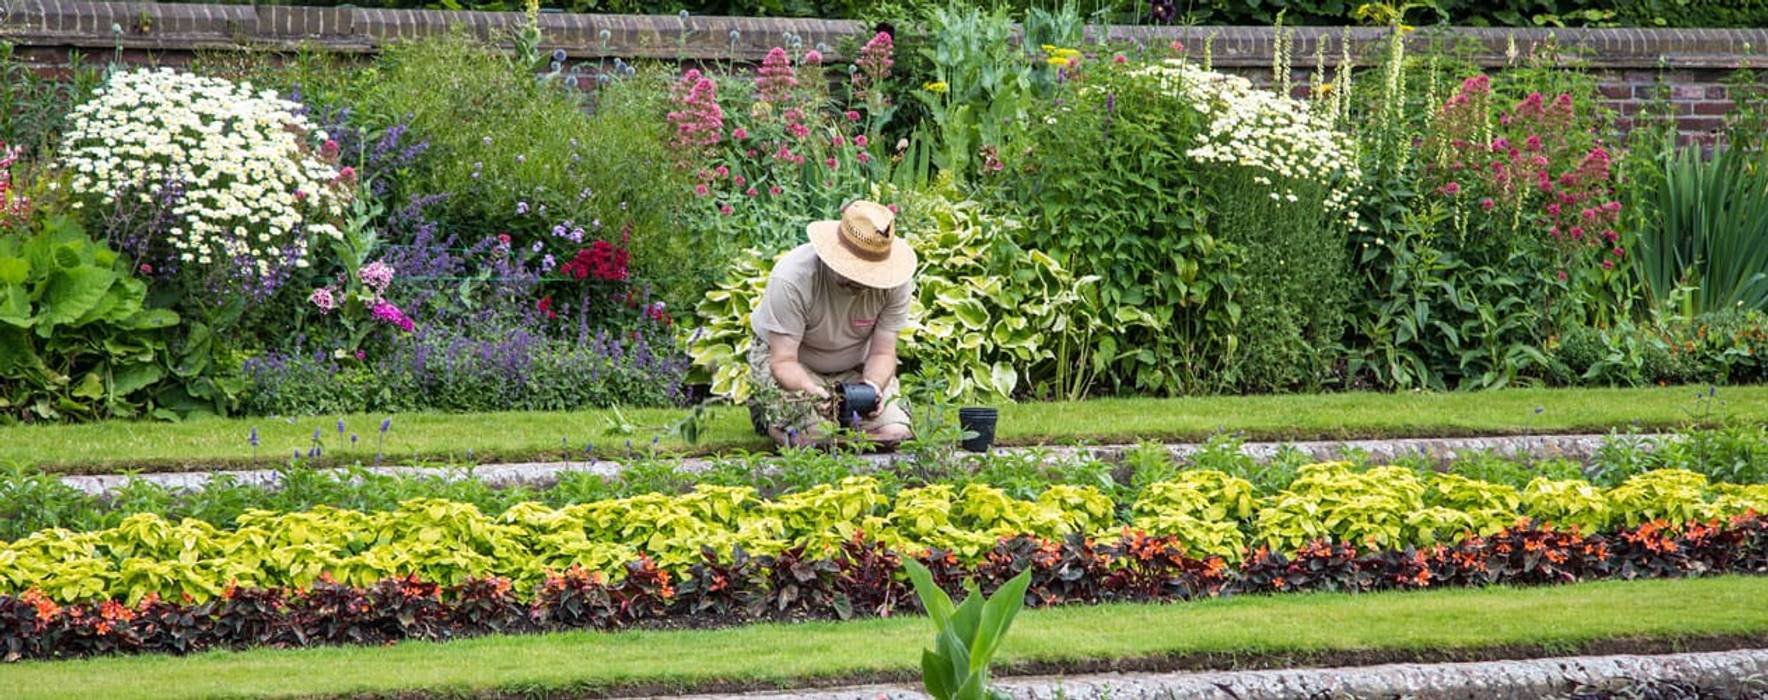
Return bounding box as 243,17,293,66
1045,56,1072,68
1313,82,1335,96
923,81,949,93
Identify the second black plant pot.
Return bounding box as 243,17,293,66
958,407,998,453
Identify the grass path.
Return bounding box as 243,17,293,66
3,577,1765,699
2,385,1757,474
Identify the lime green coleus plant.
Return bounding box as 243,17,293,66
687,179,1153,402
0,216,180,421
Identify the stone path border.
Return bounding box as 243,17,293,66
59,432,1657,496
668,648,1768,700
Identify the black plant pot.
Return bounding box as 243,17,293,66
958,407,998,453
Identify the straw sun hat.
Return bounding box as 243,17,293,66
807,200,917,289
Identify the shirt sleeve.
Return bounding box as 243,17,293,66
875,278,914,334
752,275,808,339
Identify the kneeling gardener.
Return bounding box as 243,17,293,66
748,200,916,447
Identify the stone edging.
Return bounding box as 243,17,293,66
57,432,1653,496
677,648,1768,700
3,1,1767,67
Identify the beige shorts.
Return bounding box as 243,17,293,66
746,339,911,436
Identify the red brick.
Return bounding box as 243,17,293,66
1597,83,1631,99
1676,116,1726,133
1692,101,1735,116
1668,83,1711,99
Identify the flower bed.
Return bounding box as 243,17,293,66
2,465,1766,660
2,516,1766,662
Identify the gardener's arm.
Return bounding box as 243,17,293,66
859,331,899,414
767,333,830,399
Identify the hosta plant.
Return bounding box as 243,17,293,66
687,182,1151,402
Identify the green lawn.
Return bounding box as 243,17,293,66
3,385,1758,474
1,577,1763,699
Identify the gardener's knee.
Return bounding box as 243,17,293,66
868,422,912,444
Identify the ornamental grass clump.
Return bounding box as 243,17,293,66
58,68,352,287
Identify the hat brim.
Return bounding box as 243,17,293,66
807,219,917,289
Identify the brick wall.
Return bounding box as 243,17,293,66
3,0,1765,142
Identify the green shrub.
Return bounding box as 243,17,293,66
997,56,1359,394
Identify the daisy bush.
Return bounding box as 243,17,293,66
1128,58,1362,224
58,68,351,289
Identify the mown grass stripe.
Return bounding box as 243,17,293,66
4,385,1760,474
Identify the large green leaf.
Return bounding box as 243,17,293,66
112,363,166,396
40,266,117,328
0,256,28,285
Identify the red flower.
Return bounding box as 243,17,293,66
537,295,557,319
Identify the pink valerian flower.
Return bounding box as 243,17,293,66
694,183,710,197
1114,53,1128,64
854,135,869,148
308,287,338,314
732,127,749,140
768,185,783,196
745,187,759,197
856,152,871,163
719,203,734,216
803,50,823,65
371,300,415,332
1439,182,1461,196
666,69,725,153
714,165,730,178
1480,197,1495,211
757,47,799,101
844,110,861,122
853,32,895,91
0,141,27,224
357,260,395,295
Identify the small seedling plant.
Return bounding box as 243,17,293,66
903,559,1033,700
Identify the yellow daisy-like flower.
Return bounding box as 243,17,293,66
1046,56,1072,67
923,81,949,93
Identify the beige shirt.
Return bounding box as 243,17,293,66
751,244,913,374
